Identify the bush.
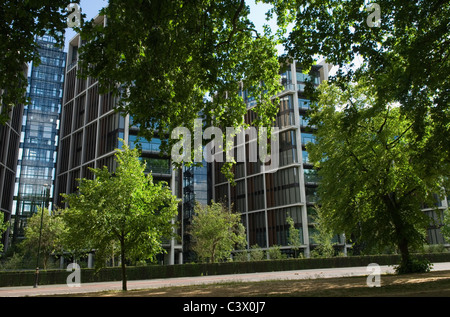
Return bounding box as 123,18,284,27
2,252,450,287
233,251,249,262
267,245,286,260
249,245,265,261
394,258,433,274
426,244,447,253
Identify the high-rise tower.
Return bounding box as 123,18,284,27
9,34,66,247
212,61,349,258
55,15,183,264
0,64,28,251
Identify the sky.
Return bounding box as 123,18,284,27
64,0,281,53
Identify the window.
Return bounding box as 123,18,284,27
247,175,265,211
296,69,320,85
298,99,310,110
248,211,267,247
231,179,246,213
267,206,303,246
301,133,315,146
98,114,122,155
305,187,318,203
299,115,310,127
140,157,170,174
304,168,319,183
129,135,163,153
266,167,301,208
302,150,310,164
72,131,83,168
277,95,294,128
296,72,311,83
75,94,86,130
279,66,293,91
278,130,297,167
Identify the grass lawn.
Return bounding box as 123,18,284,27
62,270,450,297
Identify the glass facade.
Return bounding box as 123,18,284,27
10,35,66,245
0,65,27,251
182,159,211,262
212,62,333,257
55,21,181,264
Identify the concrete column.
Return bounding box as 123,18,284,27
169,236,175,265
88,253,94,268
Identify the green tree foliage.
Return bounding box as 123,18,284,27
307,81,447,273
310,206,336,258
265,0,449,164
0,1,79,124
190,202,246,263
20,208,66,269
267,245,285,260
61,144,179,291
77,0,282,166
249,244,265,261
0,221,8,254
286,215,301,258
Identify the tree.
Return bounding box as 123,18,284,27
307,80,447,273
286,215,301,258
77,0,282,168
20,208,66,270
310,206,336,258
264,0,449,168
190,202,246,263
0,221,7,255
0,1,79,124
61,144,179,291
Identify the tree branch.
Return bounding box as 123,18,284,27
345,138,369,173
387,123,414,149
215,0,259,48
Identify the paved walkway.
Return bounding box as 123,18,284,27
1,262,450,297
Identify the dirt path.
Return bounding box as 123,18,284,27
72,270,450,297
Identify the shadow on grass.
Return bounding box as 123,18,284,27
57,270,450,297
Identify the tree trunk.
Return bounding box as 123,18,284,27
384,193,411,271
398,237,410,268
210,245,216,263
120,238,127,291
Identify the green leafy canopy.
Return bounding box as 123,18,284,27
307,80,447,264
190,202,246,263
0,1,80,124
61,144,179,289
265,0,449,161
77,0,283,162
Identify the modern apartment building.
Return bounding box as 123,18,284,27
0,64,28,251
182,159,212,262
212,61,349,258
212,60,449,257
423,196,449,245
55,15,183,264
9,35,66,247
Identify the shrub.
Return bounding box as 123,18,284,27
394,258,433,274
249,245,265,261
233,251,249,262
267,245,286,260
